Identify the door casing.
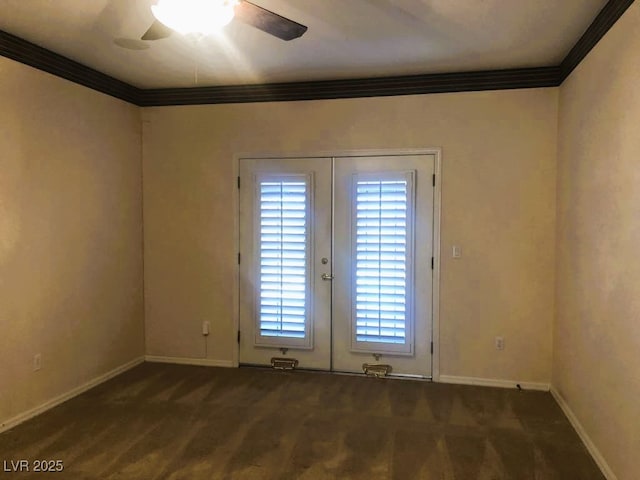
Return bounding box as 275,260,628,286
232,148,442,381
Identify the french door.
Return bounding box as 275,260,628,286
238,154,435,377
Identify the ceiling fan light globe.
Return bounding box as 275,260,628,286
151,0,237,35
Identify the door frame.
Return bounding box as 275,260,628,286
232,148,442,381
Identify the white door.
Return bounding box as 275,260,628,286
333,155,434,377
238,158,332,369
238,154,435,377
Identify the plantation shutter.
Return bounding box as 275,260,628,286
352,172,415,354
255,175,312,347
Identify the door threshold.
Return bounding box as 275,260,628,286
239,364,432,382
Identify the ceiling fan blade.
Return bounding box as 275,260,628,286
235,1,307,41
141,20,173,41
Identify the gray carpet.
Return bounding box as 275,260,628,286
0,363,604,479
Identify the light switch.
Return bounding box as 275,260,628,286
452,245,462,258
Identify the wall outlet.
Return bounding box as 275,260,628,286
33,353,42,371
202,321,210,336
495,336,505,350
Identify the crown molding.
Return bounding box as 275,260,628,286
0,0,634,106
560,0,634,81
0,30,141,104
137,66,560,106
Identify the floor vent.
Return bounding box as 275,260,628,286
362,363,392,377
271,357,299,370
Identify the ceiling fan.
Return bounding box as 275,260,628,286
141,0,308,42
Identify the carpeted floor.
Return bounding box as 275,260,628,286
0,363,604,479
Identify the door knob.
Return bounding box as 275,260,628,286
321,273,334,281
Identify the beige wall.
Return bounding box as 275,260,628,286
2,7,637,473
143,88,557,383
554,3,640,479
0,58,144,425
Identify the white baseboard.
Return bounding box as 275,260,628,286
145,355,234,368
550,387,616,480
0,356,144,434
438,374,550,391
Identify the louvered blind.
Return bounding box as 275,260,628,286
258,178,309,340
353,175,414,347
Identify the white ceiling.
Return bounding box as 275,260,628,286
0,0,607,89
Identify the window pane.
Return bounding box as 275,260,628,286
354,179,409,344
259,180,308,339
